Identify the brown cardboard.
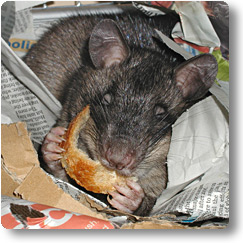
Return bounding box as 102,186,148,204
1,123,39,181
1,163,20,197
1,122,107,220
14,166,106,220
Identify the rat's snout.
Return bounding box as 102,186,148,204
104,141,136,171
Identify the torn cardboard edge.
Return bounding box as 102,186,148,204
1,122,107,221
1,122,39,182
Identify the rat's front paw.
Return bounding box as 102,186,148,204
41,126,66,162
41,126,68,180
108,180,145,214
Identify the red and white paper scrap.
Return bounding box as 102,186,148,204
1,196,114,229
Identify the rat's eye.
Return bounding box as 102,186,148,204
102,93,112,105
154,105,165,118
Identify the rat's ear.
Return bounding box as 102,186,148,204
174,54,218,100
89,19,130,69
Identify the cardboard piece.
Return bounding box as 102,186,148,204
1,123,107,221
1,164,20,197
1,122,39,181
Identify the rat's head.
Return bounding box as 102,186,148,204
65,19,218,176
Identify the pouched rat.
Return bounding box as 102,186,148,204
24,11,218,216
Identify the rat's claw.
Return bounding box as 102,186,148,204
50,126,67,136
40,126,68,181
43,152,62,163
41,142,65,163
41,126,67,163
44,132,65,144
43,127,67,144
42,142,65,154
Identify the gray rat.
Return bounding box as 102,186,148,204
24,11,218,216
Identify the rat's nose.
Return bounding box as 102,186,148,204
105,144,136,170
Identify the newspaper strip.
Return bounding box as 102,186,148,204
1,64,50,143
174,1,220,48
1,1,16,42
1,38,62,144
154,29,193,60
12,8,34,34
158,181,229,223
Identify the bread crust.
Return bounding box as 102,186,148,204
60,106,130,194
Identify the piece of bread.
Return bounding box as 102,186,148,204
60,105,132,194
